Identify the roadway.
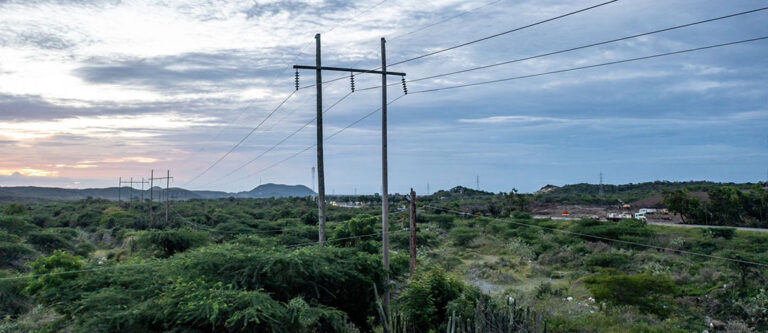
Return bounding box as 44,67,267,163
647,221,768,233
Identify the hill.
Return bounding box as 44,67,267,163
534,180,759,205
0,183,315,202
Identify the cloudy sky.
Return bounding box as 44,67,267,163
0,0,766,194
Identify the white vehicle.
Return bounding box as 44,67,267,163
634,213,647,221
638,208,657,214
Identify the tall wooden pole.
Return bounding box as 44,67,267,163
380,36,391,320
130,177,133,202
149,169,153,225
118,177,121,203
409,188,417,276
165,170,170,225
315,33,327,244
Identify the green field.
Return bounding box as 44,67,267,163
1,194,766,332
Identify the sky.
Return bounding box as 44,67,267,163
0,0,766,194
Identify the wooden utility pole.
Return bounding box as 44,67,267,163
118,177,122,202
140,177,145,202
293,34,406,246
315,33,327,245
165,170,170,225
409,188,417,276
149,170,173,226
149,169,153,224
380,37,391,318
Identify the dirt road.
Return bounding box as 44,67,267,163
647,221,768,233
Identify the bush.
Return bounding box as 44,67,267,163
450,226,479,247
3,203,27,215
0,270,31,318
572,219,653,241
74,242,97,256
136,229,210,257
584,253,632,271
26,231,73,254
0,242,34,268
399,269,475,332
702,227,736,240
0,216,37,235
584,273,678,316
420,214,455,230
512,211,532,219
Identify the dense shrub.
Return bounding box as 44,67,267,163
0,242,34,268
3,203,27,215
136,229,210,257
450,226,479,247
0,216,37,235
702,227,736,240
584,273,678,316
0,270,31,318
26,231,73,254
584,253,632,271
399,269,479,332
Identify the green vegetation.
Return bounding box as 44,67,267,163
536,180,760,205
0,192,766,332
664,185,768,227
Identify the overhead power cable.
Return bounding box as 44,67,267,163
388,0,506,41
182,0,392,186
389,0,619,67
209,94,407,189
424,204,768,267
300,0,613,90
201,91,355,188
408,36,768,94
182,90,298,186
399,6,768,85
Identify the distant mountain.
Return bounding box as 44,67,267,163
0,183,315,202
238,183,316,198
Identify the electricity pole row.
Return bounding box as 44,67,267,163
148,170,173,226
293,33,406,322
118,177,149,203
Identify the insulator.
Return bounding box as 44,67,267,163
294,69,299,91
401,77,408,95
350,72,355,92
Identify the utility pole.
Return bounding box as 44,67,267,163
149,170,153,224
427,182,430,195
166,170,170,225
129,177,133,202
118,177,122,203
294,33,406,247
311,166,315,193
315,33,327,245
149,170,173,226
599,172,604,198
380,37,391,319
409,188,417,276
476,174,479,191
141,177,145,202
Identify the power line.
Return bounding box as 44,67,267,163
388,0,619,67
423,204,768,267
209,94,407,189
388,0,506,41
399,6,768,85
182,90,298,186
297,0,518,90
408,36,768,94
200,91,355,188
182,0,393,187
